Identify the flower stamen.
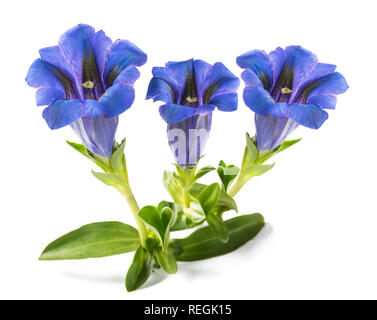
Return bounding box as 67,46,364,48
186,96,198,103
82,81,95,89
281,87,292,94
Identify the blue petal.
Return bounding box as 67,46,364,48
241,69,264,88
26,59,66,94
308,95,337,109
269,47,287,85
268,102,289,117
58,24,95,98
146,78,174,104
42,99,83,129
202,62,240,99
308,72,349,97
36,87,64,106
284,46,318,101
164,59,194,101
288,103,329,129
243,86,275,116
84,100,106,118
159,104,197,124
300,63,336,90
236,50,273,89
100,83,135,118
103,40,147,86
39,46,78,91
113,65,140,87
193,59,212,103
91,30,113,80
151,66,180,99
209,93,238,111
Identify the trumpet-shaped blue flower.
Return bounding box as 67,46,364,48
26,24,147,158
237,46,348,151
146,59,239,166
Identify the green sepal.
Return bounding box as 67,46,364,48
190,183,238,213
39,222,140,260
242,133,258,169
194,166,216,180
163,171,186,205
66,140,109,172
217,160,240,192
257,138,302,163
110,138,127,179
125,246,154,292
243,164,275,180
156,250,178,274
91,171,125,193
172,213,265,261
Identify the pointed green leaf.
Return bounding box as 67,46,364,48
172,213,265,261
125,246,154,292
279,138,301,152
91,171,124,190
243,164,274,180
217,161,240,192
163,171,185,205
197,183,221,214
138,206,164,242
194,166,216,180
206,212,229,243
39,222,140,260
242,133,258,169
111,139,126,176
66,141,89,158
156,250,178,274
190,183,238,213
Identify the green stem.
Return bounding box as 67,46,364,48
228,174,246,198
121,182,148,247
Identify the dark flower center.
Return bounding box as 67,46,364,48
181,71,199,108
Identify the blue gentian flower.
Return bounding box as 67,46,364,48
237,46,348,151
146,59,239,166
26,24,147,158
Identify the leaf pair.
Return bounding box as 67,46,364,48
217,160,240,192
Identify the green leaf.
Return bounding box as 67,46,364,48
171,202,206,231
242,133,258,169
194,166,216,180
111,139,126,176
190,183,238,213
91,171,124,191
163,171,185,205
156,250,178,274
126,246,154,292
39,222,140,260
279,138,301,152
172,213,265,261
243,164,275,180
206,212,229,243
66,141,89,158
217,161,240,192
197,183,220,214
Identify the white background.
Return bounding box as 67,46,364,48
0,0,376,300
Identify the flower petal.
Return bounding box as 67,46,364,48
103,40,147,87
288,103,329,129
269,47,287,85
308,72,349,97
146,78,174,104
151,66,180,100
58,24,96,98
113,65,140,87
42,99,83,129
284,46,318,101
26,59,66,93
237,50,273,90
243,86,275,116
159,104,197,124
91,30,113,81
100,83,135,118
307,95,337,109
209,93,238,112
84,99,106,118
36,87,64,106
241,69,264,88
193,59,212,100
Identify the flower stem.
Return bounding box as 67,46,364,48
228,174,246,198
121,182,148,247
